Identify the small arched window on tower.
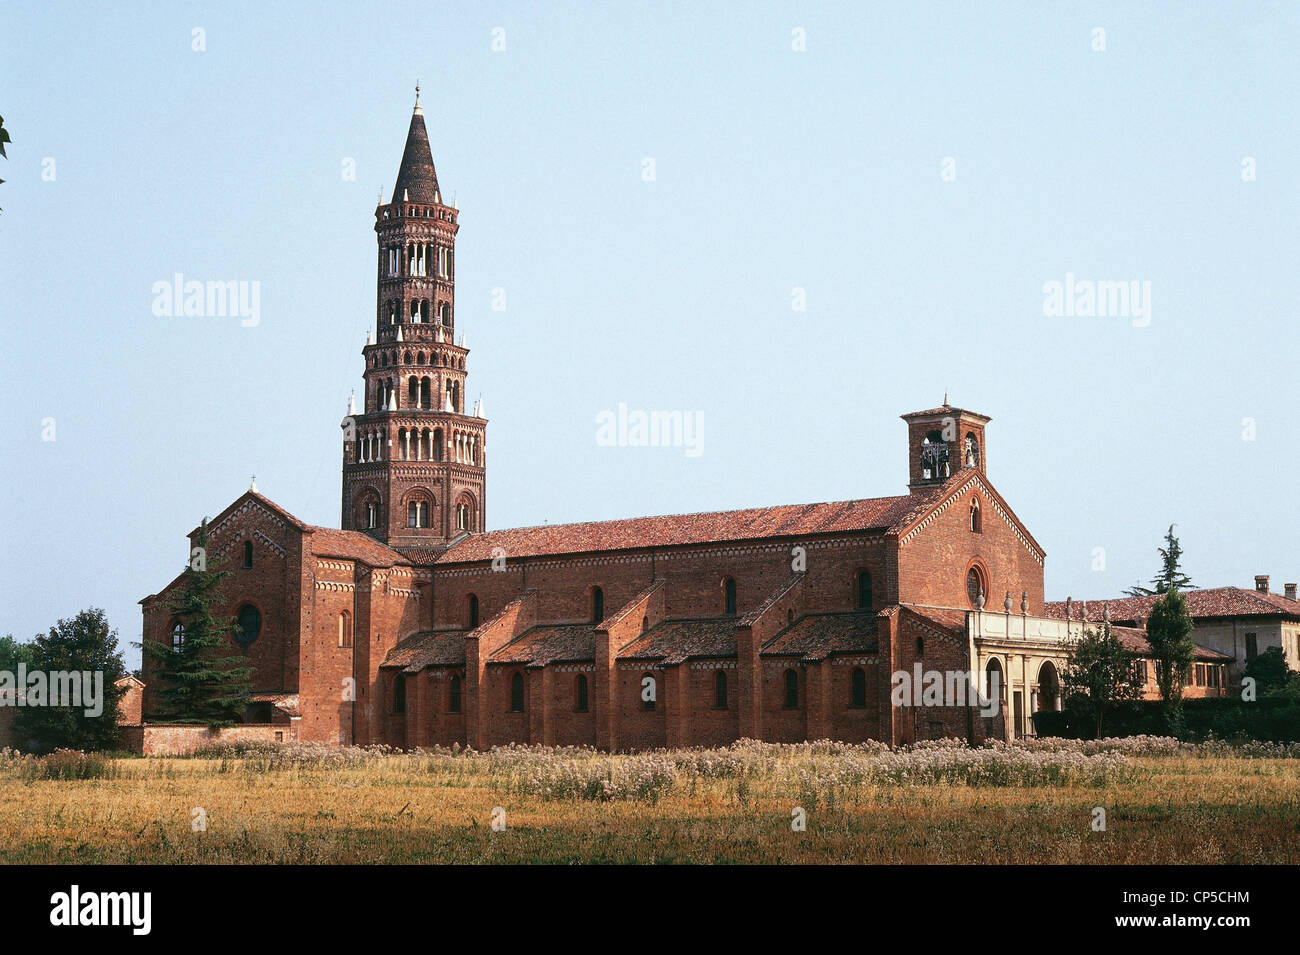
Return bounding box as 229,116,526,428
969,498,982,533
171,621,185,653
338,611,352,648
920,430,949,480
467,594,479,629
724,578,738,616
366,502,378,530
509,672,525,712
591,587,604,624
242,540,253,569
964,432,980,469
438,302,450,326
857,570,872,610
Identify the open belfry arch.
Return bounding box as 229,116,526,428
144,91,1197,753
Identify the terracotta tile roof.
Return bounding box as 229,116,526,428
1044,587,1300,623
489,624,595,668
307,526,409,567
249,692,301,717
1105,625,1232,662
618,619,738,665
381,629,468,672
394,546,449,565
761,612,880,661
901,404,989,421
192,490,309,537
903,606,968,634
435,495,927,564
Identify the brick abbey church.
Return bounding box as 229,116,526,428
138,96,1257,753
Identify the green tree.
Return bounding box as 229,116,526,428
1243,646,1293,695
138,519,253,727
12,609,127,753
1061,624,1144,738
1124,524,1194,597
1145,589,1197,713
0,634,34,671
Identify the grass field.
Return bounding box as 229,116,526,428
0,738,1296,864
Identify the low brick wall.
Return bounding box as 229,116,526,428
124,722,298,756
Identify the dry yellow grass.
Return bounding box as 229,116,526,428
0,744,1296,864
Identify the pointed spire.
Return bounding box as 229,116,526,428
366,328,375,346
943,391,949,407
444,393,454,413
347,391,356,415
387,389,397,412
391,96,440,204
414,80,422,115
396,324,403,342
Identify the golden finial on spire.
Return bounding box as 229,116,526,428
414,80,422,113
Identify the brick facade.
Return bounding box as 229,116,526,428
136,99,1102,752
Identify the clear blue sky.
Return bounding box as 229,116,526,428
2,1,1297,668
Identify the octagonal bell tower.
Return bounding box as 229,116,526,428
341,88,487,548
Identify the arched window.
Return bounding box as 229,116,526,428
591,587,604,624
857,570,872,610
337,611,352,648
641,616,649,633
171,621,185,652
242,540,253,569
724,578,737,616
448,674,462,713
714,671,728,709
467,594,479,629
393,675,406,714
784,669,799,709
966,567,986,608
575,674,589,712
985,658,1005,705
235,604,261,647
641,674,657,710
964,432,980,468
920,430,949,480
851,667,867,707
916,636,924,658
969,498,982,533
509,671,524,712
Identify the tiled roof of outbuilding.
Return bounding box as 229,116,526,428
489,624,596,668
381,629,468,672
618,619,738,665
1044,588,1300,623
761,612,879,661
